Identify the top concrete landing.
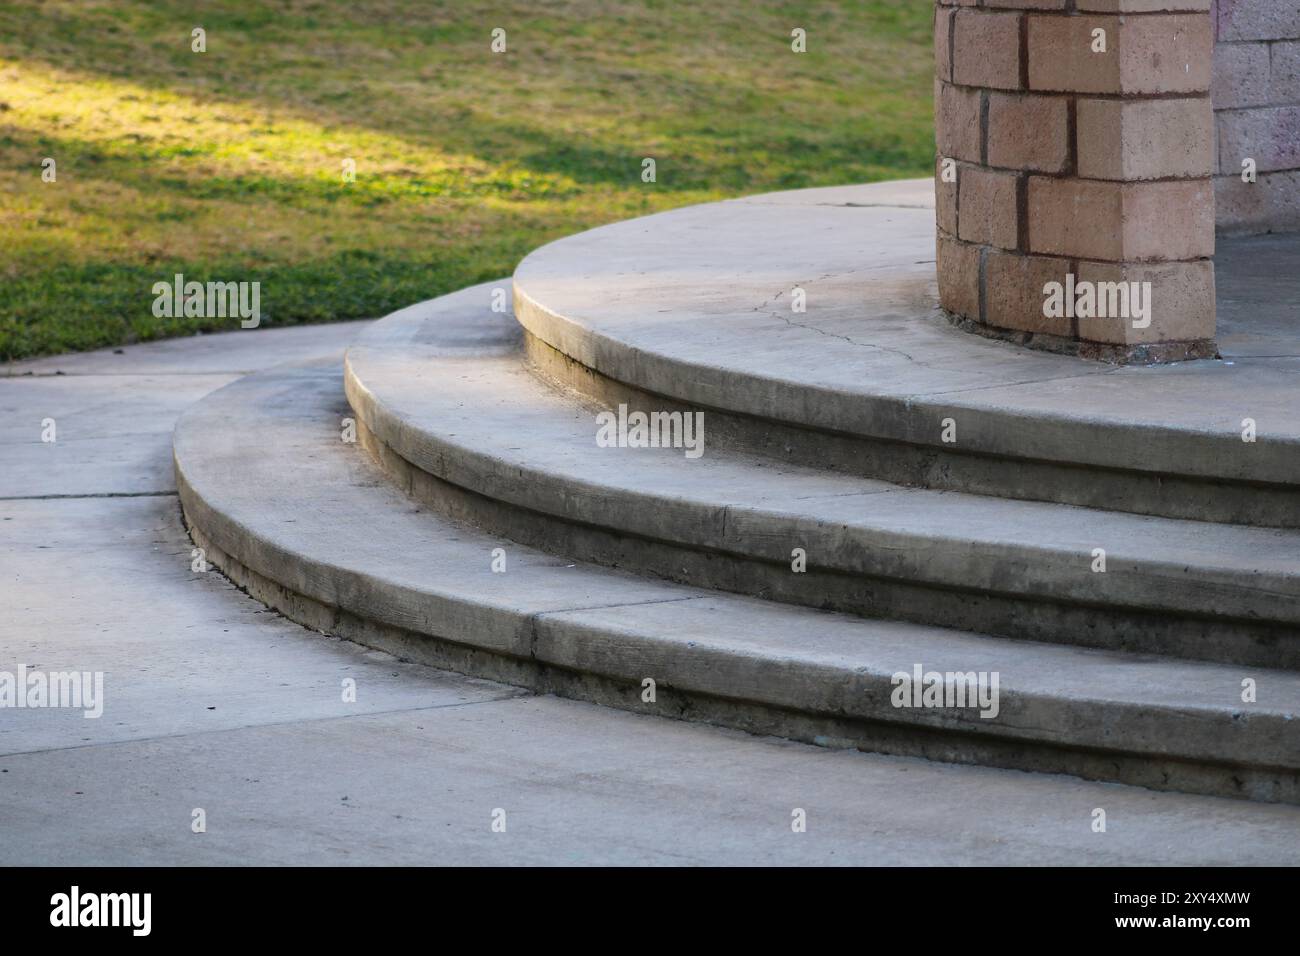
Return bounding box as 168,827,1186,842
512,180,1300,486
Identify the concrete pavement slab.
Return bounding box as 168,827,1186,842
5,317,1299,865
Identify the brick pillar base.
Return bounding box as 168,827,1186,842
934,0,1218,364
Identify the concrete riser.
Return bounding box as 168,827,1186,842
357,418,1299,670
525,333,1300,529
154,166,1300,818
511,182,1300,502
172,357,1300,807
181,506,1300,806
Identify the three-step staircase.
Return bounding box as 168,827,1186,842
174,180,1300,802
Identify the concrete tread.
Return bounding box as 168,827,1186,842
173,359,1300,796
343,285,1300,640
510,180,1300,489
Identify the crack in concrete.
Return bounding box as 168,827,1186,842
910,368,1118,399
746,275,954,369
0,692,533,761
533,595,707,620
769,309,942,369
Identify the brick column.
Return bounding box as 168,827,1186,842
934,0,1218,364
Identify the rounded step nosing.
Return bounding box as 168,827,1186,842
171,358,1300,803
519,326,1300,530
343,307,1300,662
510,179,1300,489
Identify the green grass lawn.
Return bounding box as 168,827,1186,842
0,0,934,360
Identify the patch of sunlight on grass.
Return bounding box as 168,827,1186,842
0,60,586,202
0,0,935,360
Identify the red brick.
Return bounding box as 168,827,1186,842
1121,179,1215,259
937,235,982,320
1076,97,1214,180
984,250,1074,336
953,10,1023,90
936,157,958,235
1027,177,1214,261
983,0,1066,8
935,7,953,82
935,79,982,163
1028,177,1124,259
1027,14,1211,94
1077,0,1209,10
958,165,1021,250
1075,259,1215,345
986,92,1070,172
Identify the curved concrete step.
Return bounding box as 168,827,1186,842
174,358,1300,803
344,285,1300,669
511,181,1300,528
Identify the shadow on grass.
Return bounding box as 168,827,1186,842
0,249,514,361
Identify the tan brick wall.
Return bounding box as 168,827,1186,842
933,0,1218,362
1213,0,1300,234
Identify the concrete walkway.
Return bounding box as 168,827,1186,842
3,325,1299,865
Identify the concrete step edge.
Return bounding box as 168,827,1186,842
342,286,1300,667
172,360,1300,803
510,179,1300,496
